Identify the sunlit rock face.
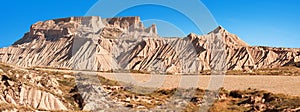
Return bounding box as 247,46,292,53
0,65,69,111
0,16,299,73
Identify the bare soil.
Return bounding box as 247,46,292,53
96,73,300,96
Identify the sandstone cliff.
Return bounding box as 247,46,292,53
0,16,299,73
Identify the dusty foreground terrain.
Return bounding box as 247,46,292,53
77,72,300,96
1,63,300,111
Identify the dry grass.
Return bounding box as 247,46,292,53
2,62,300,111
0,62,81,111
85,75,300,111
209,89,300,112
27,66,71,70
226,66,300,76
98,75,121,86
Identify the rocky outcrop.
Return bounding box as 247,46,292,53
0,68,69,111
0,16,299,73
187,28,300,70
19,86,67,110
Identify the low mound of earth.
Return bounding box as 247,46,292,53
0,16,299,73
0,62,300,111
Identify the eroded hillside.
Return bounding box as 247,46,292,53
0,16,299,73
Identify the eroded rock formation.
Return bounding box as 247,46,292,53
0,64,73,111
0,16,299,73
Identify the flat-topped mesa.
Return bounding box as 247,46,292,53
29,16,102,32
14,16,104,45
52,16,100,23
13,16,159,45
5,16,300,73
105,16,142,29
103,16,158,35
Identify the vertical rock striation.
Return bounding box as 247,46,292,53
0,16,299,73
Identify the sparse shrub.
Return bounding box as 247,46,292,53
229,90,244,98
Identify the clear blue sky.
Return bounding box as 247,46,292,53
0,0,299,48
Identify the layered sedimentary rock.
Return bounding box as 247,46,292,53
0,16,299,73
0,65,69,111
187,27,300,70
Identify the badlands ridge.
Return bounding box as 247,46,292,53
0,16,299,73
